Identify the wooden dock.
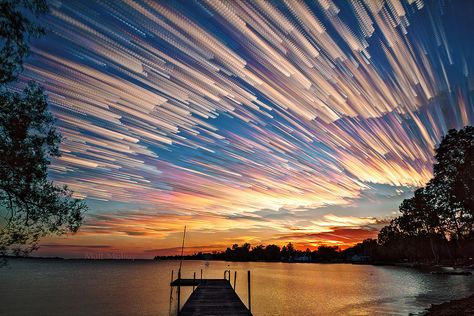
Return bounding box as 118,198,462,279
170,270,252,316
180,279,250,315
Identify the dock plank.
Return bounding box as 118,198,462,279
179,279,251,316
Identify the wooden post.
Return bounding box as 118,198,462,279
200,269,202,281
233,271,237,289
193,272,196,292
247,270,251,315
169,270,174,316
177,269,181,315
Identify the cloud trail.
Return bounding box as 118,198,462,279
17,0,474,256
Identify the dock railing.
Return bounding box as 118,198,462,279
169,269,252,315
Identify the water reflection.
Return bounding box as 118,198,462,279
1,259,473,315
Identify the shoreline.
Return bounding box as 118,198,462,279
425,294,474,315
5,256,474,267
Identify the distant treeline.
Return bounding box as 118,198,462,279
155,127,474,266
154,242,347,263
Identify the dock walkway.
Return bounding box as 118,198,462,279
171,278,251,316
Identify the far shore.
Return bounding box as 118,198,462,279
5,255,474,269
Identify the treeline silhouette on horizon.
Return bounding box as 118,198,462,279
154,242,345,263
156,127,474,266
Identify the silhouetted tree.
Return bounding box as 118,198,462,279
0,0,48,83
264,244,281,261
0,1,86,257
314,245,340,262
251,244,265,261
286,242,294,252
376,126,474,263
398,188,443,262
0,84,86,256
432,127,474,240
281,245,288,259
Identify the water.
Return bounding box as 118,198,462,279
1,259,474,316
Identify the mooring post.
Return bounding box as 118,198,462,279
200,269,202,281
247,270,251,315
177,269,181,315
193,272,196,292
168,270,174,316
233,271,237,289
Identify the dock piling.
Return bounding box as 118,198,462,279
247,270,251,315
168,270,174,316
193,272,196,292
177,269,181,315
233,271,237,289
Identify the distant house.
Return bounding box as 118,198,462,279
294,255,311,262
349,254,370,263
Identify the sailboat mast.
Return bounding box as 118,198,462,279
179,225,186,272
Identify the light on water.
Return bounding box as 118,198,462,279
1,259,474,315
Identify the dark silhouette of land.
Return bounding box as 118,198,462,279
425,294,474,315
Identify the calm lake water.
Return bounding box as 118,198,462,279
1,259,474,315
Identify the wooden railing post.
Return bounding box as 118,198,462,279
193,272,196,292
247,270,251,315
233,271,237,289
200,269,202,281
169,270,174,316
177,269,181,315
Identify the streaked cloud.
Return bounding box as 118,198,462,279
16,0,474,257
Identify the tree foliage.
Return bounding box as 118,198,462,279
0,84,86,256
377,126,474,263
0,0,48,84
0,0,86,257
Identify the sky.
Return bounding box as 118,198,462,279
16,0,474,258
